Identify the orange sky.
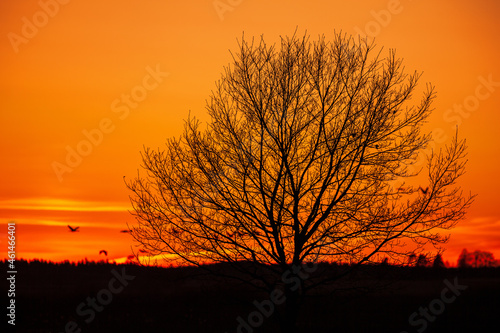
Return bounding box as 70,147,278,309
1,0,500,265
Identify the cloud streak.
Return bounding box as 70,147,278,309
0,198,129,212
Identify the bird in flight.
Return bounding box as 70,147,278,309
138,249,148,254
99,250,108,256
418,186,429,195
67,225,79,232
119,229,131,233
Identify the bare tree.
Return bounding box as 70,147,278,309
432,253,446,268
458,249,497,268
126,32,474,331
416,254,430,267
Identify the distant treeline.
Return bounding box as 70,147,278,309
2,253,499,271
4,247,499,269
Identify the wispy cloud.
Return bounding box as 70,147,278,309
0,198,130,212
445,216,500,261
451,217,500,241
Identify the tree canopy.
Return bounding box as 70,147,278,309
126,32,474,330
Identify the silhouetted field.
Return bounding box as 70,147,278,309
3,260,499,332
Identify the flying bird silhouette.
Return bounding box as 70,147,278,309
119,230,131,233
99,250,108,256
138,249,148,254
67,225,79,232
418,186,429,194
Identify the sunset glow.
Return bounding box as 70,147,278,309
1,0,500,266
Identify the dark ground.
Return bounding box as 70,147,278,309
3,260,499,333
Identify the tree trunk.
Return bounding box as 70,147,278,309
280,284,302,333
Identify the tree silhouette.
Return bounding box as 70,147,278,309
416,254,430,267
432,253,446,268
458,248,497,268
126,32,474,331
407,253,417,266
